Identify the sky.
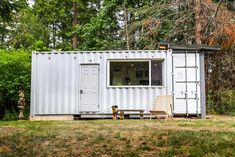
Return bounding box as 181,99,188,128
27,0,35,7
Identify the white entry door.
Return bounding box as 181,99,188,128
80,65,99,112
172,52,201,115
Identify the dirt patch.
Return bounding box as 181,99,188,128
0,126,25,134
209,115,235,121
0,145,12,153
154,125,235,132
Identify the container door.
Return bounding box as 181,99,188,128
80,65,99,112
172,52,201,115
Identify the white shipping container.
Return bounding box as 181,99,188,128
30,49,206,119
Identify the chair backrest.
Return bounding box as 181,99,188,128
152,95,173,115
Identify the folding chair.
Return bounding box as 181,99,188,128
149,95,173,121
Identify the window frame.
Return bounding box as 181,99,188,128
107,59,164,88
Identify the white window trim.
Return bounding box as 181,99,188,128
107,59,164,88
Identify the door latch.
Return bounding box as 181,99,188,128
80,90,83,94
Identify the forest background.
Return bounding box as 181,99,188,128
0,0,234,119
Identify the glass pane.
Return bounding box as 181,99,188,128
151,61,162,86
110,61,149,86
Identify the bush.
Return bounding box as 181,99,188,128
0,49,31,120
207,89,235,115
220,90,235,115
3,109,19,121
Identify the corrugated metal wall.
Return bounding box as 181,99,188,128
30,50,172,115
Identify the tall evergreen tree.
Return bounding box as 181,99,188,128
0,0,27,48
33,0,101,50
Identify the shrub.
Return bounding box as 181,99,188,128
220,90,235,115
207,89,235,115
0,49,31,120
3,109,19,121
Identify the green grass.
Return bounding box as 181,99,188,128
0,116,235,157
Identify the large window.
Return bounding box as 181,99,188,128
109,60,163,86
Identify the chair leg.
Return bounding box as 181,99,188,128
140,111,144,119
120,111,124,120
156,115,160,119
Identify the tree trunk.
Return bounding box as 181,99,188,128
1,22,6,46
52,23,56,49
195,0,202,45
124,6,130,50
72,1,78,49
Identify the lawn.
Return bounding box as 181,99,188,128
0,116,235,157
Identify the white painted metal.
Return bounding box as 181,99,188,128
30,50,173,116
32,53,79,115
80,65,99,112
30,49,201,116
172,52,201,115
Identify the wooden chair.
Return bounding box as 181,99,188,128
149,95,173,121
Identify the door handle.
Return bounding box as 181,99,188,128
80,90,83,94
